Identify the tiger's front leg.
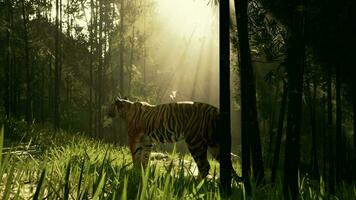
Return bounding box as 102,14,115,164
138,135,152,167
128,134,152,168
128,135,142,167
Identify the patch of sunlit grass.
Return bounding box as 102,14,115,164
0,126,231,199
0,125,355,199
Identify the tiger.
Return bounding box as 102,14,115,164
108,97,241,181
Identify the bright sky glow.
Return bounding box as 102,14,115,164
151,0,219,106
155,0,217,38
50,0,220,106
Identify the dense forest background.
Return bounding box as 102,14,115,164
0,0,244,150
0,0,356,199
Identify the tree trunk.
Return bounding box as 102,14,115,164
41,63,45,123
4,0,12,118
283,1,305,198
109,5,115,100
308,79,319,179
21,0,33,123
119,0,126,144
88,0,94,135
305,79,319,180
66,0,71,37
271,81,288,183
48,58,53,122
327,67,335,194
59,0,63,123
65,0,71,105
93,0,98,135
219,0,231,196
9,3,16,118
54,0,61,129
322,85,327,179
267,84,280,168
143,2,146,86
119,0,125,95
354,96,356,154
12,55,18,118
235,0,265,190
335,65,342,181
97,0,103,135
128,25,135,97
105,1,112,99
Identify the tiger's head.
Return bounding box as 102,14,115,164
107,97,133,119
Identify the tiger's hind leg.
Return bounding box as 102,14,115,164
186,140,210,180
208,144,243,182
207,144,220,161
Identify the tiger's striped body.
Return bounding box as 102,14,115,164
140,101,218,144
108,98,238,180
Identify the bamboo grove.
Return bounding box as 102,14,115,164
0,0,154,138
0,0,356,199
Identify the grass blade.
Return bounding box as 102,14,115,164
162,173,171,199
92,172,106,200
64,162,71,200
2,165,15,200
77,159,85,198
33,168,46,200
121,176,128,200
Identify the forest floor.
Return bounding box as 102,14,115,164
0,122,355,199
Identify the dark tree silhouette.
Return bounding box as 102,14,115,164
335,65,342,181
219,0,232,196
354,98,356,153
129,25,135,97
0,0,355,198
321,85,327,179
283,0,306,198
271,81,287,183
4,0,12,118
54,0,61,129
327,67,335,194
119,0,125,96
98,0,103,135
89,0,94,135
335,65,347,181
21,0,32,123
119,0,127,143
308,78,319,178
234,0,265,191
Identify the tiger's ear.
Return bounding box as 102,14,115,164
114,96,129,109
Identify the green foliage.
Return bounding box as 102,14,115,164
0,126,225,199
0,126,355,199
0,0,160,134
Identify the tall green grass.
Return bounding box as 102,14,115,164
0,126,226,199
0,126,355,199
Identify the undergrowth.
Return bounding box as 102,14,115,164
0,123,355,199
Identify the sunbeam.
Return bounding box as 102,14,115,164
150,0,219,106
